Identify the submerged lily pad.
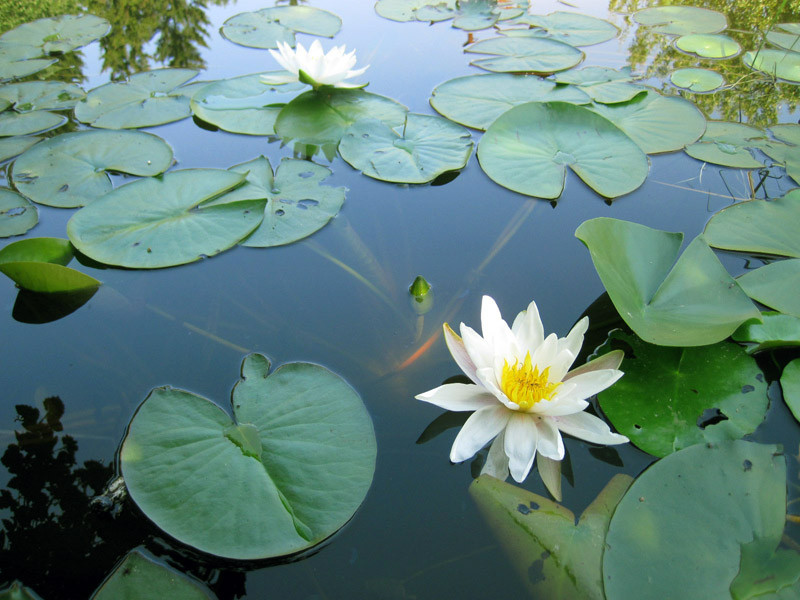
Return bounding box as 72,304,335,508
120,354,376,560
339,114,473,183
477,101,648,199
782,359,800,424
374,0,457,22
0,136,39,163
221,6,342,49
743,49,800,84
0,110,65,137
509,11,619,47
75,68,199,129
11,130,173,208
767,23,800,52
0,237,100,293
575,218,760,346
633,6,727,35
466,36,584,73
674,34,740,59
0,81,85,111
732,312,800,354
0,188,37,237
670,67,725,92
207,156,345,247
190,73,305,135
596,330,767,457
0,14,110,54
430,73,589,130
684,121,767,168
738,259,800,318
67,169,261,268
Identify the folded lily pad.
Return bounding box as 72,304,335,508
75,68,199,129
508,11,619,46
670,67,725,92
374,0,457,22
339,114,473,183
466,36,584,73
575,218,760,346
782,358,800,424
738,259,800,318
732,312,800,354
0,14,110,54
0,81,85,111
633,6,727,35
743,49,800,84
120,353,377,560
674,34,740,58
0,110,65,137
684,121,767,168
0,237,100,293
0,188,37,237
11,130,173,208
477,101,648,199
221,6,341,49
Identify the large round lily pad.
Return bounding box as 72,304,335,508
11,130,173,208
0,188,37,237
67,169,262,269
633,6,727,35
743,49,800,84
738,259,800,318
684,121,767,168
221,6,341,49
338,114,473,183
477,101,648,199
509,11,619,46
0,14,110,54
120,354,377,560
0,81,85,111
674,34,740,59
466,36,584,73
670,67,725,92
75,68,199,129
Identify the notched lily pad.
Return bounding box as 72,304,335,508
0,14,110,54
685,121,768,168
508,11,619,47
674,34,740,59
0,80,85,111
738,259,800,318
0,110,65,137
0,237,100,293
466,36,584,74
0,188,37,237
670,67,725,92
633,6,727,35
552,66,645,104
221,6,342,49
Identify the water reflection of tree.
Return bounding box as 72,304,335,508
609,0,800,126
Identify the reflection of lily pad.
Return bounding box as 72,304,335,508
478,101,648,199
0,81,85,111
11,130,173,208
0,110,65,137
743,49,800,84
0,136,39,163
75,68,199,129
466,36,583,73
374,0,457,22
596,330,767,457
339,114,473,183
575,218,759,346
684,121,767,168
0,188,37,237
670,67,725,92
67,169,261,269
221,6,342,49
509,11,619,47
0,237,100,293
121,354,377,560
633,6,727,35
782,359,800,425
0,14,110,54
732,312,800,354
674,34,740,59
738,259,800,318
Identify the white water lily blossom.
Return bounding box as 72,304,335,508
263,40,369,90
416,295,628,500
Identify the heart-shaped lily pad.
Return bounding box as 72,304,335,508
11,130,173,208
0,14,110,54
338,114,473,183
674,34,740,58
508,11,619,46
466,36,584,73
575,218,760,346
684,121,767,168
743,48,800,84
633,6,727,35
0,81,85,111
0,237,100,293
477,101,648,199
0,188,37,237
670,67,725,92
221,6,341,49
738,259,800,318
75,68,199,129
67,169,261,269
120,354,376,560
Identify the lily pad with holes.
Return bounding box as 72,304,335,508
477,101,648,199
0,14,110,54
75,68,199,129
552,66,645,104
670,67,725,92
508,11,619,47
0,188,37,237
430,73,589,130
0,46,56,82
221,6,341,49
374,0,457,22
339,114,473,184
11,130,173,208
633,6,727,35
466,36,584,74
190,73,305,135
674,34,740,59
274,88,408,146
743,49,800,84
595,330,767,457
575,218,760,346
733,312,800,354
0,237,100,293
685,121,767,168
0,110,65,137
782,359,800,424
0,136,38,163
0,81,85,111
120,353,376,560
767,23,800,52
738,260,800,318
206,156,345,247
67,169,261,269
589,90,706,153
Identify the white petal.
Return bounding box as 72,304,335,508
346,64,369,78
480,295,519,360
481,430,510,480
450,405,511,463
564,350,624,381
560,317,588,360
554,369,624,403
548,348,577,382
461,323,493,372
552,411,629,445
535,417,565,460
534,397,589,417
504,413,539,482
537,455,562,501
443,323,479,384
416,383,497,412
511,299,545,355
530,332,559,371
475,367,516,409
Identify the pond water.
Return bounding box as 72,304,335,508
2,0,800,598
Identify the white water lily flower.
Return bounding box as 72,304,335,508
263,40,369,90
416,295,628,499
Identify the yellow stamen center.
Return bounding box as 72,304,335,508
501,352,561,411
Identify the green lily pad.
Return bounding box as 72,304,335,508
221,6,342,49
589,89,706,153
0,188,37,237
0,14,110,54
274,88,408,146
633,6,727,35
670,67,725,92
508,11,619,47
744,49,800,84
91,550,213,600
120,353,377,560
0,136,39,163
0,110,65,137
782,359,800,425
704,191,800,258
477,101,648,199
738,259,800,318
604,441,792,600
0,81,85,111
732,312,800,354
11,130,173,208
466,36,584,74
762,140,800,184
770,123,800,146
575,218,760,346
338,114,473,183
452,0,525,31
470,473,633,599
374,0,457,22
552,66,646,104
0,47,55,82
75,68,199,129
206,157,344,247
674,34,740,59
767,23,800,52
429,73,589,130
0,237,100,293
685,121,767,168
67,169,262,269
596,330,766,458
190,73,305,135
